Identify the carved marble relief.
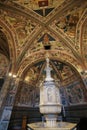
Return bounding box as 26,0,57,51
47,88,53,102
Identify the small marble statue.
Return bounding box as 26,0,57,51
45,58,53,81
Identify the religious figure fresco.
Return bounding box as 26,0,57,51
59,87,68,106
16,86,40,107
66,83,86,105
55,6,84,41
1,10,36,49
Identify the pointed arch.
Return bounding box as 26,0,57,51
0,19,17,73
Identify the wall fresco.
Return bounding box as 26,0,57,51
59,87,68,106
24,61,44,85
16,86,40,107
15,81,87,107
18,50,82,78
66,82,87,105
0,54,9,78
23,60,77,87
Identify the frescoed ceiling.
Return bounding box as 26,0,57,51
0,0,87,106
54,7,83,41
10,0,65,16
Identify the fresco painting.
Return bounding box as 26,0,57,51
0,54,9,78
55,6,84,41
59,87,68,106
11,0,65,10
82,22,87,63
16,86,40,107
66,82,86,105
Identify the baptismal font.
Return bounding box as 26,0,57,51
40,57,61,128
27,58,76,130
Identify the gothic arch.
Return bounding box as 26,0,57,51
0,19,17,72
17,50,84,78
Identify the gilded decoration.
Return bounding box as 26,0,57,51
24,61,44,85
10,0,65,10
24,32,73,58
0,9,37,56
54,6,84,42
0,20,16,61
2,11,36,45
20,58,80,86
82,21,87,64
11,0,64,16
76,8,87,51
0,0,87,110
17,50,83,78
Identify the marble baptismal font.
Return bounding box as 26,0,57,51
27,58,76,130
